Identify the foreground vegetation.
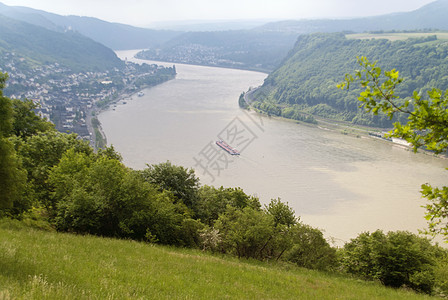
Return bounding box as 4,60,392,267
0,220,438,300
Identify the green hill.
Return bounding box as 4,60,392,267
0,2,181,50
0,220,431,300
250,32,448,127
0,14,124,72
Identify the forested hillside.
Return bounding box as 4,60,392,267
0,14,124,72
0,2,181,50
137,30,299,72
250,32,448,127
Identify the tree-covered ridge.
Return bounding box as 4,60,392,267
0,2,181,51
0,14,124,73
251,32,448,127
137,30,298,72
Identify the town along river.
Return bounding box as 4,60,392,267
99,50,448,245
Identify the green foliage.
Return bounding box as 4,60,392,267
341,230,445,293
11,99,54,139
49,151,196,246
422,184,448,240
238,92,248,109
0,223,431,300
140,161,200,209
265,198,297,227
195,185,261,225
211,198,332,265
255,33,448,127
339,56,448,153
285,224,338,271
339,56,448,242
14,131,92,212
0,73,27,211
433,254,448,296
0,138,26,211
214,206,275,259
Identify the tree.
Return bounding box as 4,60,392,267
285,223,337,271
0,73,26,210
341,230,443,293
339,56,448,241
265,198,297,227
263,198,299,261
11,98,54,139
49,150,195,246
214,206,275,259
195,185,261,225
140,161,200,209
15,131,93,212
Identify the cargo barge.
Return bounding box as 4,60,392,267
216,140,240,155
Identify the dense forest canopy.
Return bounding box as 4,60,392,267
251,32,448,127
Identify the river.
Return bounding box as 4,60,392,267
99,50,448,245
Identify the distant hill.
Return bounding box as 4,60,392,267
250,32,448,127
136,0,448,72
0,14,124,72
0,2,181,50
137,30,299,72
257,0,448,34
149,19,274,31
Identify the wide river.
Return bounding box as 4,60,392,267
99,50,447,245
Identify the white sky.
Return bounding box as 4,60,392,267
0,0,437,27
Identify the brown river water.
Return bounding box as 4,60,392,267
99,50,448,246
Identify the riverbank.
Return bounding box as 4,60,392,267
248,106,448,158
135,53,272,74
243,86,447,158
89,73,176,150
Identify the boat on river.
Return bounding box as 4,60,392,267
216,140,240,155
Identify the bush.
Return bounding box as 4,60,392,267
49,150,195,246
214,206,274,259
341,230,442,294
285,224,338,271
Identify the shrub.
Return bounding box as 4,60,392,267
285,224,338,271
341,230,442,294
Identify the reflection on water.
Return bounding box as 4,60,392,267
99,50,448,245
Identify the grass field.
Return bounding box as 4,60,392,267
346,32,448,41
0,219,435,299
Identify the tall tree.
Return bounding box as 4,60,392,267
339,56,448,241
0,73,26,210
140,161,200,209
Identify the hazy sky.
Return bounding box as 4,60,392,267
0,0,437,27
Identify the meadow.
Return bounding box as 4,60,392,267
0,220,434,300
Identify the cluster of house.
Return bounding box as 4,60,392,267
1,52,172,143
138,45,245,69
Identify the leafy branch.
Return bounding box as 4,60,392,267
339,56,448,242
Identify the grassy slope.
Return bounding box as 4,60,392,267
0,221,433,300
